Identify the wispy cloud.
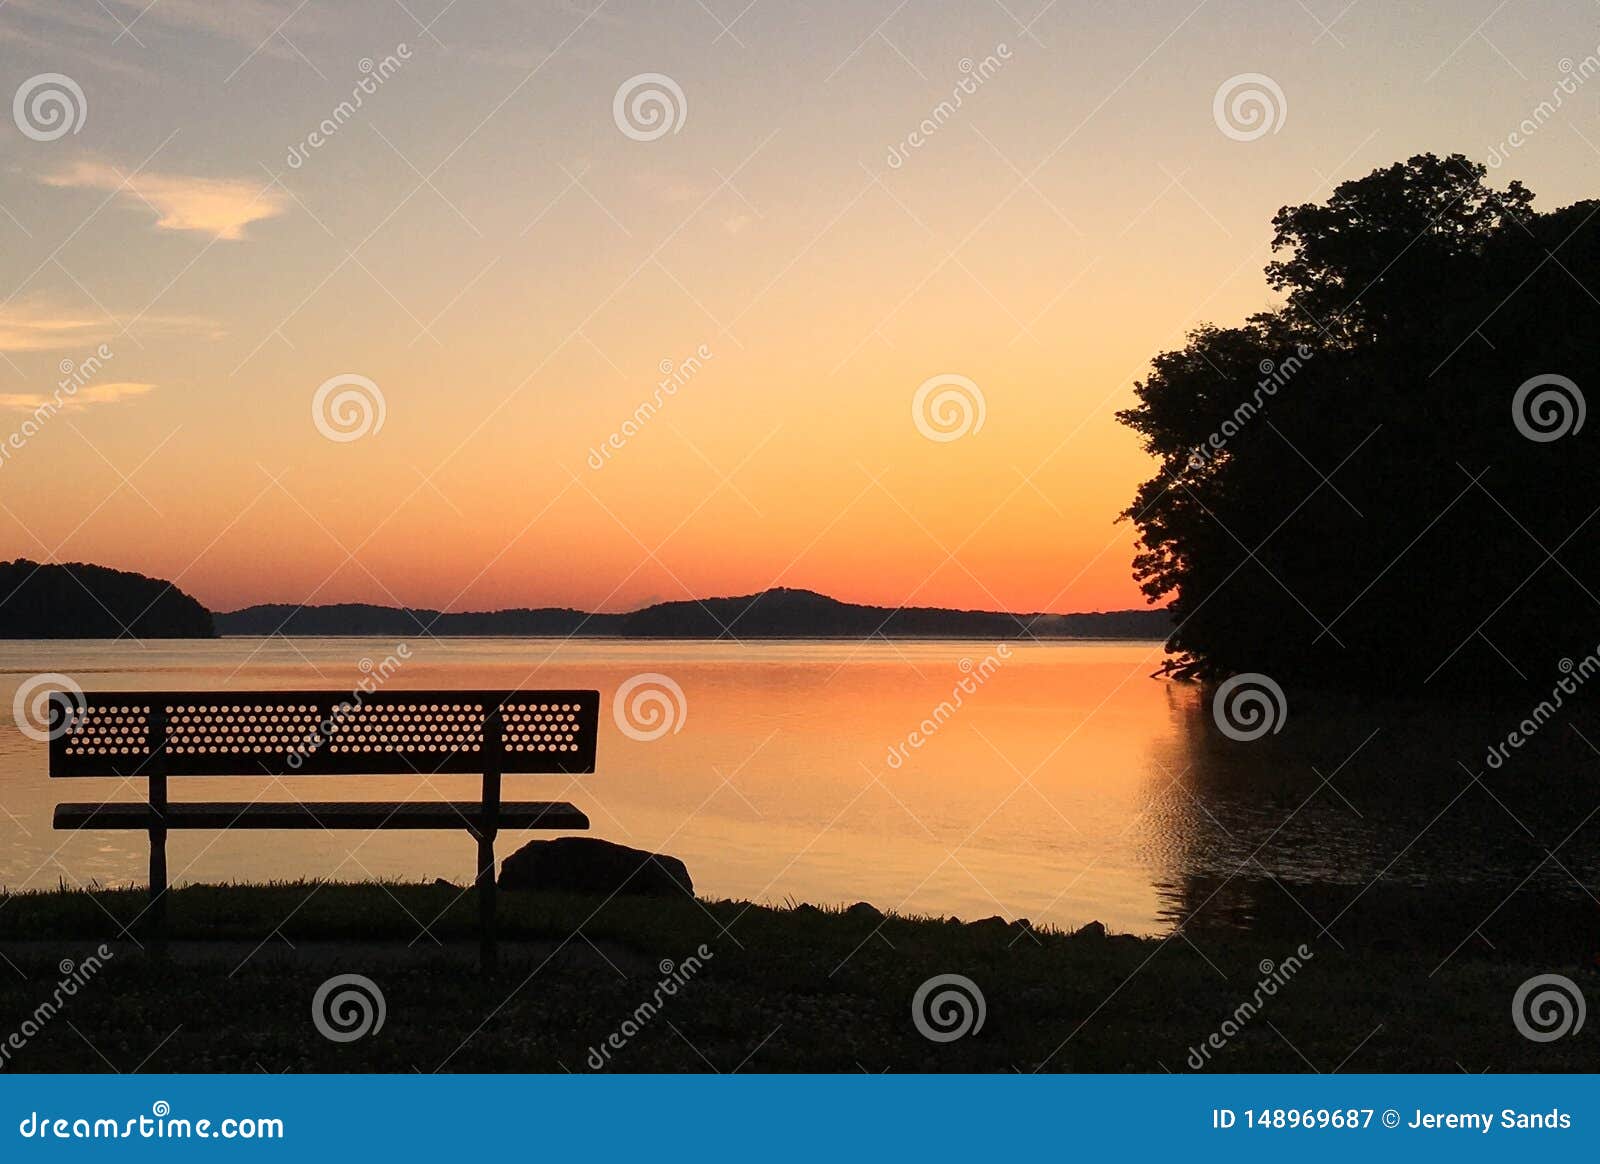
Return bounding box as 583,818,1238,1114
41,161,289,240
0,20,153,81
0,382,155,412
632,171,710,205
0,302,107,353
7,0,317,54
0,298,221,352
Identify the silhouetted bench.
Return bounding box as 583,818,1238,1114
48,689,598,967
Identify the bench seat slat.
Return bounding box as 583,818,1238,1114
53,801,589,831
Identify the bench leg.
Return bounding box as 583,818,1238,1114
477,831,497,972
477,766,501,973
147,769,168,950
148,826,168,945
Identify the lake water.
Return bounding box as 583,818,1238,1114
2,638,1596,935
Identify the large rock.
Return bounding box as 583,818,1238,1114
498,837,693,897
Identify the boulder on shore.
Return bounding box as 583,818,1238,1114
498,837,694,897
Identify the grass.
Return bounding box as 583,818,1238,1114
0,881,1593,1073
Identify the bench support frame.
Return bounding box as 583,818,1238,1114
475,769,501,970
148,771,168,939
49,690,599,973
146,705,168,941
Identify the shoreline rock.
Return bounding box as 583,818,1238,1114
499,837,693,897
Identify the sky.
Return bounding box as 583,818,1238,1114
0,0,1596,616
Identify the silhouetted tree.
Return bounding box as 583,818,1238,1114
1118,154,1600,689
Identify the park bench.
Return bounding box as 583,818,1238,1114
48,689,599,966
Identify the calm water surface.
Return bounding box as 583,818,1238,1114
2,638,1596,934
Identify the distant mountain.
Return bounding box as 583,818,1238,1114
0,559,216,639
215,588,1172,640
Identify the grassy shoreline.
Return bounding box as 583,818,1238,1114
0,882,1592,1072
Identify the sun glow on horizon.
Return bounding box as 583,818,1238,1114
1,1,1592,616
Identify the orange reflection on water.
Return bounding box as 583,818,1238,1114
1,638,1199,932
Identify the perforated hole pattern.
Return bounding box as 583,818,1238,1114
502,702,583,755
61,699,587,757
60,705,150,757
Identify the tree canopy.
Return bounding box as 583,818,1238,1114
1117,153,1599,689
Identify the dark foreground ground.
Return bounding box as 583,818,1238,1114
0,882,1593,1072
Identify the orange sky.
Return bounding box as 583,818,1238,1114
1,1,1594,614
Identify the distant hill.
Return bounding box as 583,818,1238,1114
215,588,1171,640
0,559,216,639
211,603,599,638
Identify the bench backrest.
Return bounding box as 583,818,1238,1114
48,690,599,778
